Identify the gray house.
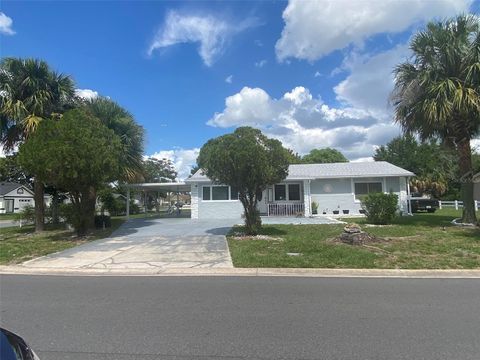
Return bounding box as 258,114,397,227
185,161,415,219
0,182,35,214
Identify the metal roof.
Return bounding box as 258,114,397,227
126,182,191,192
186,161,414,182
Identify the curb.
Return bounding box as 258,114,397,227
1,265,480,278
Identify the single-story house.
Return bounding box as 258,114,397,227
474,172,480,201
184,161,415,219
0,182,35,214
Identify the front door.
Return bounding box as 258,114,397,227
256,189,269,215
5,199,14,213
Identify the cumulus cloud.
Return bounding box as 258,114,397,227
225,75,233,83
148,10,258,66
334,44,410,116
75,88,99,100
275,0,471,61
207,86,393,160
149,148,200,181
0,12,15,35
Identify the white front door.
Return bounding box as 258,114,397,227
256,189,269,215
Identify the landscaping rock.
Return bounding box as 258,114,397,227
335,223,383,245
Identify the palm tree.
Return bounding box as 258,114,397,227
83,97,144,221
392,15,480,224
0,58,75,231
84,97,144,182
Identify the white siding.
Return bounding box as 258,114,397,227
191,182,244,219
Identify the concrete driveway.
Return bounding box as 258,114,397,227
23,217,239,270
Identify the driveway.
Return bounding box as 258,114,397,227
23,217,239,270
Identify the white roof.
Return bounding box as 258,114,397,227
126,182,191,192
187,161,414,182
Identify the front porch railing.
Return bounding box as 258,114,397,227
267,203,304,217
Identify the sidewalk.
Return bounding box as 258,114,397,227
1,265,480,278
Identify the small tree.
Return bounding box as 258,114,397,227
197,127,291,235
18,109,122,236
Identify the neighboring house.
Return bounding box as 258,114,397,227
474,172,480,201
185,161,415,219
0,182,35,214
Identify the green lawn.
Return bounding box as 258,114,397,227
227,209,480,269
0,218,124,265
0,213,17,221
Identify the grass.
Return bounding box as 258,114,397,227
227,209,480,269
0,213,17,220
0,218,124,265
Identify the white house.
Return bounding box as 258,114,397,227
0,182,35,214
185,161,415,219
474,172,480,201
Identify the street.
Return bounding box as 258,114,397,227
1,275,479,360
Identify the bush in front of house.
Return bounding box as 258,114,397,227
362,192,398,225
14,205,36,224
311,201,318,214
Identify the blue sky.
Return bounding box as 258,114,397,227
1,0,479,179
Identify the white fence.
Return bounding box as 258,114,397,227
439,200,479,211
267,203,305,217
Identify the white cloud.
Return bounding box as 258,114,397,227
254,39,263,47
75,88,99,100
207,86,394,160
225,75,233,83
149,148,200,181
334,44,410,116
275,0,471,61
255,59,267,68
0,12,15,35
314,71,322,78
148,10,258,66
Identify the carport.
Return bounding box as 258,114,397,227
125,182,191,219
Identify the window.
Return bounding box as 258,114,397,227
274,183,301,201
212,186,229,200
354,182,382,198
202,185,238,201
275,184,286,201
202,186,211,201
288,184,300,201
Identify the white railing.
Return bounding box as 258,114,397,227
267,203,304,217
439,200,479,211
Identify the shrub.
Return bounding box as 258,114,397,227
14,205,35,224
362,192,398,225
311,201,318,214
94,215,111,229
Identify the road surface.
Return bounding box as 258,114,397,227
1,275,479,359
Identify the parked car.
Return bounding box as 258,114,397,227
410,193,439,213
0,328,40,360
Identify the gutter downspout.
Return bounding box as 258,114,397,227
406,176,412,216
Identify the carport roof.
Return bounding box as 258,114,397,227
126,182,191,192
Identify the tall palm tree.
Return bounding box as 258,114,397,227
392,15,480,224
0,58,75,231
83,97,144,221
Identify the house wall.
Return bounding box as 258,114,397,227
0,187,35,214
310,177,406,215
190,182,243,219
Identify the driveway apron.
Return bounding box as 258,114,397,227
22,218,239,270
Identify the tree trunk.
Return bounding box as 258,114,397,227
240,191,262,235
34,179,45,232
457,138,477,224
86,186,97,230
51,190,60,225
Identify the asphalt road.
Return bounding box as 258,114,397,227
1,276,479,360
